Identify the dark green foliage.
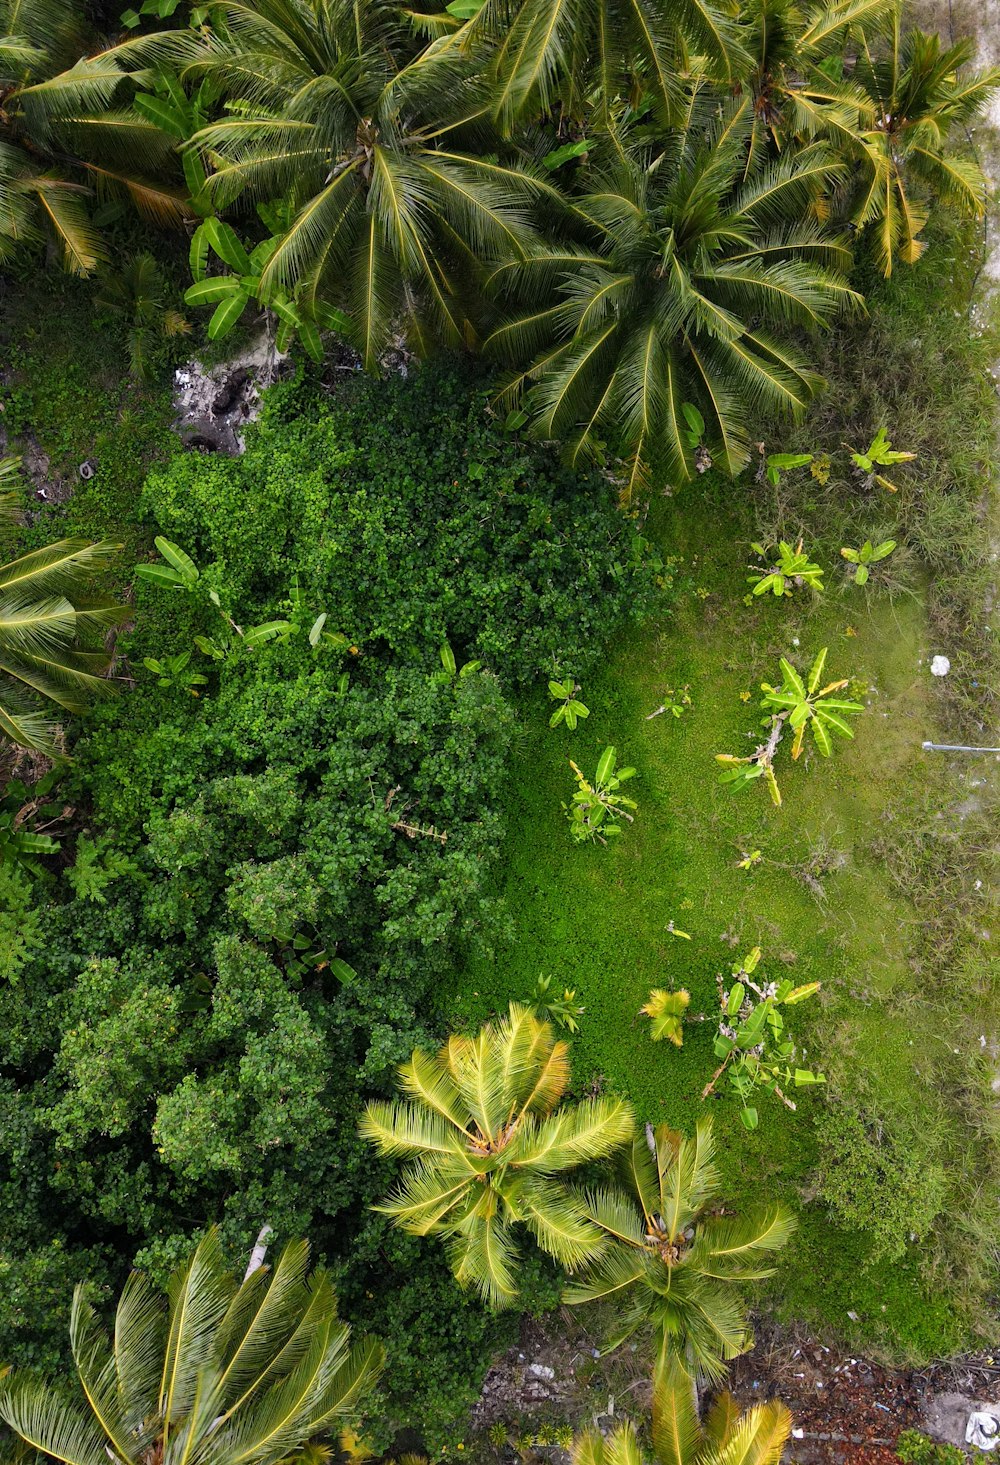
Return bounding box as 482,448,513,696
0,363,654,1441
139,366,655,686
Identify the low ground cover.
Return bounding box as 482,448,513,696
450,221,1000,1362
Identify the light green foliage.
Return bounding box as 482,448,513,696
896,1430,967,1465
548,675,590,730
0,1229,383,1465
65,836,135,904
361,1003,634,1309
716,648,863,805
565,1118,794,1381
570,1351,790,1465
815,1098,946,1263
841,538,897,585
0,867,41,984
850,427,917,492
565,747,637,845
640,988,690,1046
761,452,814,487
705,947,824,1130
531,973,585,1033
747,539,824,598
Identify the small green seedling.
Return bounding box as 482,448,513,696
564,746,637,845
532,973,585,1032
747,539,824,597
840,538,896,585
433,642,482,683
737,849,762,870
548,675,590,729
142,651,209,694
641,988,690,1045
849,428,916,493
703,945,824,1129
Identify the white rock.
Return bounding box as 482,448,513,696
527,1364,555,1380
930,655,951,676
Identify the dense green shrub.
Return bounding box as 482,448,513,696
0,365,656,1442
814,1097,947,1263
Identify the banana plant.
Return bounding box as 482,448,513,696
841,537,896,584
133,70,219,217
640,988,690,1046
747,539,824,597
716,648,863,805
849,428,916,493
136,537,293,653
703,946,824,1129
548,675,589,729
759,451,814,488
185,212,347,360
565,747,637,845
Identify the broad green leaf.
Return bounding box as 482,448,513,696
208,290,250,339
134,93,187,139
204,218,252,275
184,276,241,305
153,537,199,584
595,747,615,786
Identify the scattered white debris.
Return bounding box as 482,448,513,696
967,1412,1000,1450
930,655,951,676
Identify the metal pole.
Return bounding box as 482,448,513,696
922,741,1000,753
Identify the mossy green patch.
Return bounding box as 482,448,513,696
449,478,981,1361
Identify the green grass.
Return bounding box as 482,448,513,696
448,482,973,1355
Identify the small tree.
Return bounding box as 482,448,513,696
0,1229,383,1465
565,1117,794,1382
361,1002,634,1307
568,1350,791,1465
703,947,824,1129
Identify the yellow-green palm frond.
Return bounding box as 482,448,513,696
509,1096,635,1171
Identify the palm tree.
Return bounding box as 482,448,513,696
0,489,124,753
564,1118,794,1385
736,0,894,172
571,1349,790,1465
360,1002,635,1308
0,0,187,272
487,104,860,492
0,1230,383,1465
850,12,1000,274
169,0,547,370
448,0,748,133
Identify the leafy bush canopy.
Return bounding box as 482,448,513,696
0,367,656,1441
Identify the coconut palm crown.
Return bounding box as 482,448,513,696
0,1230,383,1465
486,100,861,493
571,1348,790,1465
360,1002,635,1308
851,11,1000,273
564,1117,795,1383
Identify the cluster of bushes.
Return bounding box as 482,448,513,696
0,365,656,1440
